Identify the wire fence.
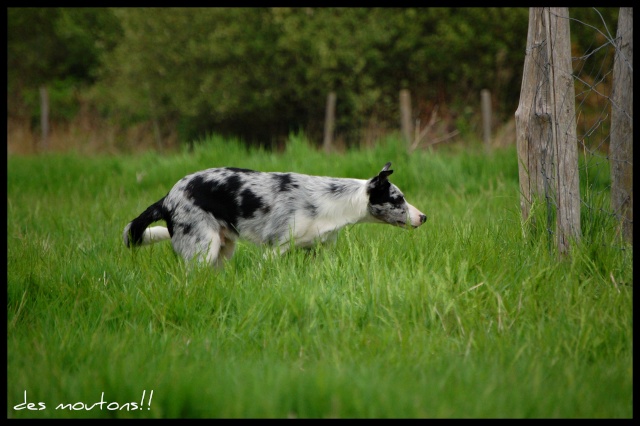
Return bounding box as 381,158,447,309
515,7,632,256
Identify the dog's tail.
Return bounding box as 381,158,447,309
123,197,171,248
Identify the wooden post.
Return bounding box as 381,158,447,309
323,91,336,152
400,89,413,147
39,85,49,151
544,7,580,254
145,81,163,150
481,89,492,149
515,8,553,230
610,7,633,244
515,8,580,255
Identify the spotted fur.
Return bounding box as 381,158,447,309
123,162,426,267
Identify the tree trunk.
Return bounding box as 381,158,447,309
544,7,580,254
515,8,581,255
610,7,633,244
515,8,554,232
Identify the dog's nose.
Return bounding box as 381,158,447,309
419,214,427,224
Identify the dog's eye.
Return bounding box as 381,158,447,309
390,195,404,205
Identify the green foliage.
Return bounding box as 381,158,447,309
8,8,121,113
5,7,622,147
7,137,632,418
20,78,82,123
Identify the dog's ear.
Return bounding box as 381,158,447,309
368,162,393,191
378,162,393,181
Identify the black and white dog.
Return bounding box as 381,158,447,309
123,162,426,267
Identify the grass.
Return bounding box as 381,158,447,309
7,134,632,418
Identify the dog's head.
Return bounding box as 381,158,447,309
366,162,427,228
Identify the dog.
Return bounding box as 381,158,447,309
123,162,426,267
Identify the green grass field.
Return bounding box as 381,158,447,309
7,135,632,418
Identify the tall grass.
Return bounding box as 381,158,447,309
7,135,632,418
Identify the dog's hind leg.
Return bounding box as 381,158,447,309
182,232,223,268
215,228,237,268
203,233,224,267
170,223,224,268
171,233,218,267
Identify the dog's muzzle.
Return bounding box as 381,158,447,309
408,203,427,228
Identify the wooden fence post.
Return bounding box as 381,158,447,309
481,89,491,149
144,81,163,150
610,7,633,244
544,7,580,254
323,91,336,152
400,89,413,147
515,8,552,231
515,7,581,255
39,85,49,151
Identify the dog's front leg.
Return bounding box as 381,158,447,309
260,237,299,261
321,230,339,246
